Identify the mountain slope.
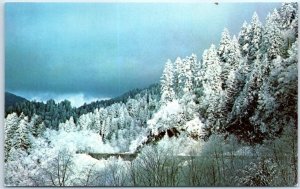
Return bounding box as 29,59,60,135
77,83,160,114
4,83,161,130
5,92,28,109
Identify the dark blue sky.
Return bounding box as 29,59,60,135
5,2,280,106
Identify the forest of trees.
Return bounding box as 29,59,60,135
4,3,298,187
5,84,160,130
160,3,298,143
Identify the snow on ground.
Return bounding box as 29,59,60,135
147,100,182,135
73,153,107,170
185,117,206,137
144,100,206,155
45,129,119,154
156,134,203,156
129,135,148,153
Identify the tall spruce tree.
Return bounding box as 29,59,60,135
161,60,175,104
248,12,263,61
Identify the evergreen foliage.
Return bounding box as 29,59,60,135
4,3,298,187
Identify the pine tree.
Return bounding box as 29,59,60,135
248,12,263,61
231,36,242,69
13,116,31,151
189,54,199,85
5,113,20,136
91,110,102,134
238,21,251,57
59,116,76,132
279,3,298,31
77,114,89,130
261,9,285,60
222,67,244,118
4,113,20,161
182,57,193,94
97,108,108,136
219,30,242,90
229,57,265,142
174,57,185,96
30,114,46,137
118,106,127,129
102,116,111,141
193,58,203,89
201,44,224,131
253,41,298,135
218,28,232,62
161,59,175,104
279,3,298,57
218,28,232,90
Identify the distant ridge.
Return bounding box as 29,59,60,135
77,83,160,113
5,92,28,109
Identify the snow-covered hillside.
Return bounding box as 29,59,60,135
4,3,298,187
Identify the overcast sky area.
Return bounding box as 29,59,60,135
5,2,280,107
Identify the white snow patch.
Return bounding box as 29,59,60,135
147,100,182,134
129,135,148,153
46,129,118,154
73,153,106,170
156,134,202,156
185,117,205,136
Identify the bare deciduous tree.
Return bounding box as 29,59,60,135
132,145,183,186
42,149,74,186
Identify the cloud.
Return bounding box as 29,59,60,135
5,3,280,101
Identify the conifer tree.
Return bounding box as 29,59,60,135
13,116,31,151
182,58,193,94
218,28,232,62
174,57,185,96
279,3,298,31
161,60,175,104
238,21,251,57
4,113,20,161
262,9,285,60
30,114,46,137
248,12,263,61
201,44,224,130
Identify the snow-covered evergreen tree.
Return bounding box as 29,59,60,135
4,3,299,187
4,113,20,161
219,30,242,90
13,116,31,151
222,66,244,118
279,3,298,32
189,54,199,85
182,57,193,94
238,21,251,57
252,40,298,135
30,114,46,138
77,114,90,130
59,116,76,132
174,57,185,96
279,3,298,57
201,44,224,130
161,59,175,104
218,28,232,62
248,12,263,61
261,9,285,60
